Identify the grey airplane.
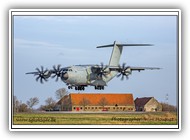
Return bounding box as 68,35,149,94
26,41,160,90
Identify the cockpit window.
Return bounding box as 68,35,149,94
62,69,68,72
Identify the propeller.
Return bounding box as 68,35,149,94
51,65,65,81
26,66,51,84
96,62,109,79
117,63,131,80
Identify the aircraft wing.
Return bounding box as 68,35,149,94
26,72,39,75
108,66,161,72
129,67,161,71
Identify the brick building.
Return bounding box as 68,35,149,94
134,97,162,112
56,93,135,112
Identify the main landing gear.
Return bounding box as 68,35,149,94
75,86,85,90
94,86,104,90
68,85,104,90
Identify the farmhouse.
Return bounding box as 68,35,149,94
56,93,135,112
134,97,162,112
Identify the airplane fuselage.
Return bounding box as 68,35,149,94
63,65,117,89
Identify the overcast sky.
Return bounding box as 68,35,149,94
13,14,178,108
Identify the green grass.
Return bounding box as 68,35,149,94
13,112,177,125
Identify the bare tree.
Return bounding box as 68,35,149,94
98,97,108,109
18,103,28,112
55,88,69,100
45,97,56,111
13,96,20,113
79,97,90,111
26,97,39,110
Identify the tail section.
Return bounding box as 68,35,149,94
97,41,153,67
97,41,123,82
109,41,123,66
97,41,123,67
96,41,153,83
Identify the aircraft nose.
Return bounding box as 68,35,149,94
62,72,69,80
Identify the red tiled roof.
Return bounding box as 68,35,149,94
134,97,153,107
70,93,134,106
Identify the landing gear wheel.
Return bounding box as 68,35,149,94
95,86,104,90
68,86,72,89
74,86,85,91
82,86,85,90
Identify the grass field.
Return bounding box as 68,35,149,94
13,112,177,125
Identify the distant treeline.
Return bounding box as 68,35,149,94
161,103,177,112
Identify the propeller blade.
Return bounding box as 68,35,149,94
56,76,59,82
57,64,61,71
96,62,109,79
40,77,43,84
117,73,122,78
41,66,44,72
36,68,40,73
122,63,126,69
121,75,124,81
51,64,65,82
117,63,131,81
36,76,40,82
26,66,51,84
51,74,57,78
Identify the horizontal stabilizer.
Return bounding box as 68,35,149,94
97,43,153,48
97,44,115,48
117,44,153,46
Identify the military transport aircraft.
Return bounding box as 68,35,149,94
26,41,160,90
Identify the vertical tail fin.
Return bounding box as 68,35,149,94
109,41,123,66
97,41,123,67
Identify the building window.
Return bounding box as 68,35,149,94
88,107,90,109
128,108,133,111
73,107,76,110
113,107,115,109
95,107,97,109
120,107,122,109
85,107,87,109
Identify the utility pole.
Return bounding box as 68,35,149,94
165,93,169,111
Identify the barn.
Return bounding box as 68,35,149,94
56,93,135,112
134,97,162,112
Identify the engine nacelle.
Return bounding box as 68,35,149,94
124,67,132,75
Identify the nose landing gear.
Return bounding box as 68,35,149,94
68,86,85,90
